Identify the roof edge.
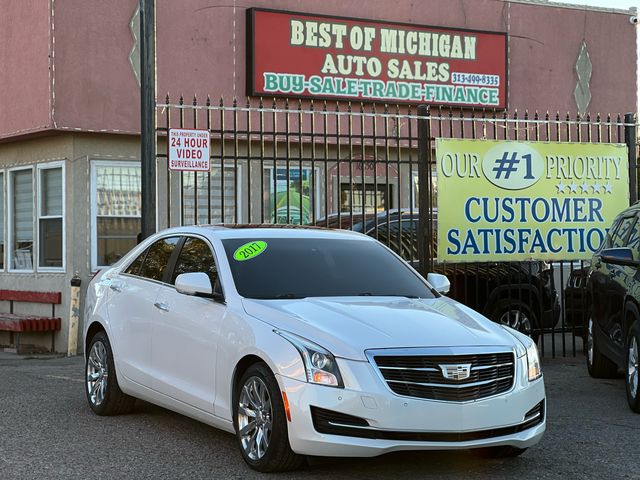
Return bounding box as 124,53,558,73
505,0,637,15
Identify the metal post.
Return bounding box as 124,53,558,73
140,0,156,238
417,105,431,278
625,112,637,205
67,272,81,356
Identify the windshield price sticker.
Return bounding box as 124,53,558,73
234,241,268,261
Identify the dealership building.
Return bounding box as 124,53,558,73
0,0,637,353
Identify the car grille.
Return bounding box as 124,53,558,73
372,351,515,402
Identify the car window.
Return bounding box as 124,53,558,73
626,215,640,258
602,216,622,249
374,220,418,261
171,237,218,287
139,236,180,282
222,237,434,299
611,216,636,248
124,248,147,276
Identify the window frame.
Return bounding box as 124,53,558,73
36,161,66,272
90,160,141,272
0,170,5,272
7,166,35,272
169,234,220,286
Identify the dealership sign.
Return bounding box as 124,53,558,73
168,129,210,171
247,9,507,107
436,139,629,262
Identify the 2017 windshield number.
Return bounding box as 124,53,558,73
238,243,260,259
233,241,268,261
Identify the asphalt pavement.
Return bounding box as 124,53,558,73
0,352,639,480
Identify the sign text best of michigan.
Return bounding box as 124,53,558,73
248,9,507,108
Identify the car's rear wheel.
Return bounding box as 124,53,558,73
626,322,640,413
489,299,540,343
233,363,304,472
85,331,135,416
586,317,618,378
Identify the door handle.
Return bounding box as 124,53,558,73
109,283,122,293
154,302,170,312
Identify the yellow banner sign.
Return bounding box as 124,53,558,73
436,139,629,261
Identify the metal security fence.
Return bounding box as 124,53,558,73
155,97,638,357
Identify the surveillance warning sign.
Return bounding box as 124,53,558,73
168,129,210,172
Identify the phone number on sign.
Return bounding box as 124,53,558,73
451,72,500,87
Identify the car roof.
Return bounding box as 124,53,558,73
149,224,369,241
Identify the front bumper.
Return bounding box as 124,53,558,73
277,355,545,457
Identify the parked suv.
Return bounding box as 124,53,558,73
316,211,560,341
587,204,640,413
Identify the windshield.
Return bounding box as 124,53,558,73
222,237,435,300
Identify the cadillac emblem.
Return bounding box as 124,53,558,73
439,364,472,381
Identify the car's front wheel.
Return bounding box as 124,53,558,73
234,363,304,472
489,299,539,343
85,331,135,416
586,317,618,378
626,322,640,413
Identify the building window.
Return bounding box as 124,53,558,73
0,172,4,270
91,162,141,270
340,183,390,214
182,166,241,225
263,166,321,224
37,164,64,270
9,168,34,270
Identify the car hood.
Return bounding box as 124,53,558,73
242,296,517,361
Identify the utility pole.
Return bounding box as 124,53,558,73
140,0,156,239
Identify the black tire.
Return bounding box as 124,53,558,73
625,321,640,413
233,363,305,472
85,331,135,416
586,316,618,379
488,299,540,343
479,446,528,458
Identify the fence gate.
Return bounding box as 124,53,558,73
156,96,638,358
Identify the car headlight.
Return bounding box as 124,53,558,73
500,325,542,382
526,342,542,382
275,330,344,388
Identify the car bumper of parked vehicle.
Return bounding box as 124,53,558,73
277,356,546,457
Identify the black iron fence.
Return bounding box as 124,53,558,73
156,96,638,357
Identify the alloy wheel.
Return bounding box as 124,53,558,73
237,376,273,461
629,336,639,399
499,309,532,336
86,340,109,406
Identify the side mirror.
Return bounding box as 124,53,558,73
600,247,638,267
427,272,450,295
175,272,213,296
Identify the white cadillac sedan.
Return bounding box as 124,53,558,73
83,225,545,472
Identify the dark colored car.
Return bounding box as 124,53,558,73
316,211,560,341
587,205,640,413
564,265,590,340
